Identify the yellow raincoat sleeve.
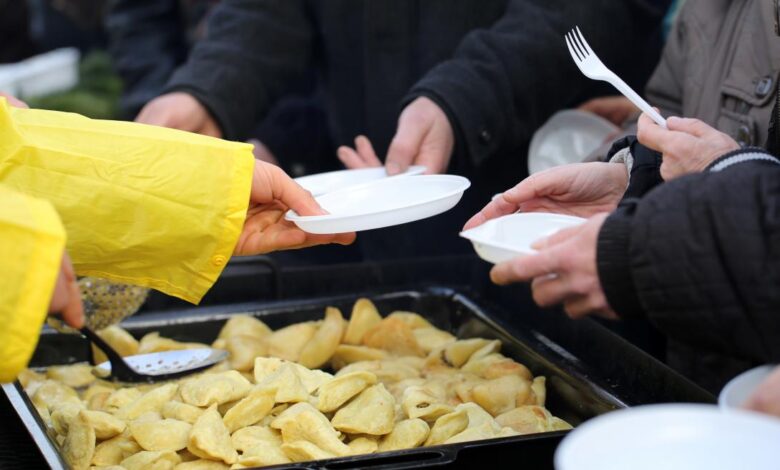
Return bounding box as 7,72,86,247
0,98,254,304
0,185,66,383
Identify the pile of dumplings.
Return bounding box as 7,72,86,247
21,298,571,470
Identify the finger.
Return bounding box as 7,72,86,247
355,136,383,167
743,368,780,416
337,145,370,169
490,247,562,285
530,223,584,250
61,277,85,328
562,294,599,319
637,113,673,152
531,275,574,307
0,92,29,108
254,161,325,216
666,116,715,138
463,192,521,230
386,114,428,175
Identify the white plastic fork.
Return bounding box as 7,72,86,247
565,26,667,129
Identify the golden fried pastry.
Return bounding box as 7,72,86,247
225,335,267,372
63,410,96,470
347,436,378,454
18,368,46,389
462,353,530,381
137,332,209,354
332,384,395,436
257,363,308,403
51,402,85,436
115,383,178,420
83,383,116,410
173,459,229,470
281,441,336,462
337,359,421,384
233,441,291,467
549,417,573,431
401,386,453,422
494,405,552,434
362,317,424,357
81,410,126,440
411,328,456,354
32,380,80,412
162,401,204,424
386,312,433,330
291,364,333,393
180,371,251,407
378,418,430,451
472,375,535,416
92,433,141,466
299,307,345,369
103,388,142,413
187,405,238,465
443,422,507,445
444,339,497,368
130,417,191,452
531,376,546,407
330,344,389,370
46,364,96,389
91,326,140,364
222,387,276,432
230,426,281,453
266,322,318,362
217,315,272,341
423,408,469,446
274,404,351,456
343,298,383,345
316,371,377,413
253,357,283,383
120,450,181,470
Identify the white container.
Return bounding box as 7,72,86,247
460,212,585,264
528,109,619,174
286,174,470,234
719,365,777,410
555,404,780,470
0,48,80,98
294,165,426,196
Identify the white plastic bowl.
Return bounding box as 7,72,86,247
286,174,470,234
555,404,780,470
719,365,777,410
294,165,426,196
528,109,619,174
459,212,585,264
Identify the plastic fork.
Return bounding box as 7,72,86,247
565,26,667,129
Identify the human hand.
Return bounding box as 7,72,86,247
743,366,780,418
490,213,617,320
136,92,222,138
463,162,627,230
337,135,383,169
233,160,356,255
637,113,740,180
49,252,85,328
0,92,29,108
248,138,279,167
579,96,637,127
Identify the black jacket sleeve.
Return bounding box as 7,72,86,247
597,149,780,364
105,0,188,119
402,0,669,168
164,0,314,140
606,136,664,199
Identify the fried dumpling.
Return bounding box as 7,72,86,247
299,307,345,369
225,335,267,372
162,401,204,424
472,376,535,416
46,363,96,389
137,332,209,354
230,426,281,453
257,363,309,403
330,344,389,370
233,441,291,467
120,450,181,470
362,317,424,357
281,441,336,463
386,311,433,329
51,402,85,436
80,410,126,440
423,408,469,446
411,328,456,354
187,405,238,465
531,376,546,407
332,384,395,436
63,410,96,470
347,436,378,455
444,339,497,368
266,321,318,362
316,371,377,413
91,326,139,364
401,386,453,422
379,418,430,451
173,459,229,470
217,315,272,341
494,405,552,434
180,371,251,407
103,388,142,413
92,433,141,466
130,416,192,452
32,380,80,412
336,360,421,384
461,352,530,381
115,383,178,420
273,403,351,457
343,298,382,345
222,387,275,432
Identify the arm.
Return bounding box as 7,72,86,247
598,150,780,363
164,0,314,140
0,186,65,382
403,0,670,167
104,0,187,118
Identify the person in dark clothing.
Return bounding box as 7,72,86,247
136,0,670,260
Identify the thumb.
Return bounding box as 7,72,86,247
254,160,325,216
666,116,713,138
386,112,428,175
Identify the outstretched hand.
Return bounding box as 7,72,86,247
49,253,85,328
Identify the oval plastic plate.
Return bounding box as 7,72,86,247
294,166,426,196
286,174,470,234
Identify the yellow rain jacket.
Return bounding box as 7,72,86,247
0,98,254,382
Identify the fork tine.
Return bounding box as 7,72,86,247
568,30,586,60
565,33,582,62
575,26,593,56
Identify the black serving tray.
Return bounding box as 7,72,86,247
7,286,713,469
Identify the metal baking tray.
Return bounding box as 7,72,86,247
5,287,712,469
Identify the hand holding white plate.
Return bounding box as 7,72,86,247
719,365,777,411
294,166,426,196
460,212,586,264
286,174,470,234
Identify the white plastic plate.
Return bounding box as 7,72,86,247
527,109,619,175
555,404,780,470
294,165,426,196
459,212,585,264
286,174,470,234
719,364,777,410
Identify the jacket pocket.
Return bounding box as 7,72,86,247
717,70,778,147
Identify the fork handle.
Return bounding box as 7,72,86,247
608,76,667,129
